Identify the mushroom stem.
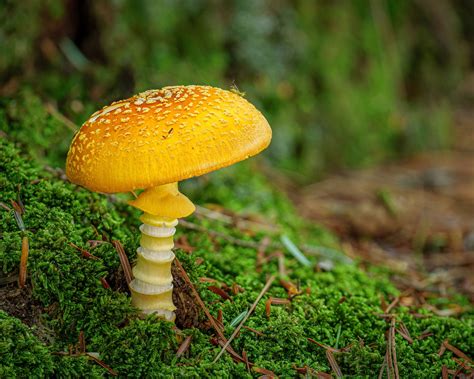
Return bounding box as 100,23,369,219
128,182,195,321
129,215,177,321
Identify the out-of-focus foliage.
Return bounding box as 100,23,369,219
0,0,471,180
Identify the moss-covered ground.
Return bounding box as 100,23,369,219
1,92,473,377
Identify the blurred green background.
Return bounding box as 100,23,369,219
1,0,472,182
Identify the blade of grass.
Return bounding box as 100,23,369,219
230,310,248,328
281,235,311,266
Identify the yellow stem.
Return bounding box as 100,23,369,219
128,182,195,321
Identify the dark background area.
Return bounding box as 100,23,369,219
1,0,473,182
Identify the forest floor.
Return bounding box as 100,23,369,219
291,104,474,304
1,89,473,377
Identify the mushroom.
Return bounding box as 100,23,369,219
66,85,272,321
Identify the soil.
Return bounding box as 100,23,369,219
0,282,43,327
291,106,474,301
172,262,206,330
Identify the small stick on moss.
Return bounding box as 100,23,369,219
19,236,29,288
441,365,448,379
78,331,86,353
442,340,473,363
307,338,353,353
252,367,276,377
217,309,223,324
265,297,291,318
112,240,133,285
256,237,270,272
326,350,342,378
213,275,276,363
417,330,434,340
396,321,413,344
452,357,472,372
381,316,399,379
396,328,413,344
16,184,25,213
100,277,111,289
69,242,100,260
44,102,78,132
242,350,250,373
378,354,387,379
174,257,245,363
242,325,264,336
0,201,12,211
207,286,232,302
385,297,400,313
176,335,192,358
85,353,118,376
438,341,447,357
390,318,400,379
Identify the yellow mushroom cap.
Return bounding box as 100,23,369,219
66,85,272,193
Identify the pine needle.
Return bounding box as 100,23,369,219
213,275,276,363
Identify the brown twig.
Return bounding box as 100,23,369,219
242,350,250,373
78,331,86,353
385,297,400,313
390,318,400,379
100,277,111,289
242,325,264,336
112,240,133,285
0,201,12,211
326,350,343,378
19,236,29,288
378,354,387,379
381,317,400,379
265,297,291,318
307,338,352,353
213,275,276,363
442,340,473,364
86,353,118,376
174,257,245,362
441,365,448,379
69,242,100,260
44,102,78,132
207,286,232,302
252,367,277,377
176,335,192,358
16,185,25,213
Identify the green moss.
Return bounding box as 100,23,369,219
0,100,473,377
0,311,53,378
